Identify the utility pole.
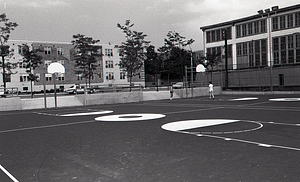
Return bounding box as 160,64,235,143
223,29,228,90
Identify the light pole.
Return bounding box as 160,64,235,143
258,6,278,92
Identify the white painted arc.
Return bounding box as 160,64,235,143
231,97,258,101
95,114,166,121
60,110,113,116
161,119,239,131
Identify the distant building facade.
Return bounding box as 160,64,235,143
200,4,300,90
0,40,145,92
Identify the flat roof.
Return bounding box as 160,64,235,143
200,4,300,31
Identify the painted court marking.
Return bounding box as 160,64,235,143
269,98,300,101
60,110,113,116
162,119,300,152
95,113,166,121
161,119,263,134
0,164,19,182
230,97,258,101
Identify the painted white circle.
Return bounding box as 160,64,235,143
95,113,166,121
60,110,113,117
269,98,300,101
230,97,258,101
161,119,263,134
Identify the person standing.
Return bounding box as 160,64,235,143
208,82,214,99
170,86,174,100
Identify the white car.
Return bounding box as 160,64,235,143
65,84,85,94
172,82,184,89
0,89,6,98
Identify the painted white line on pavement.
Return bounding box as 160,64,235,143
0,164,19,182
60,110,113,116
0,120,97,134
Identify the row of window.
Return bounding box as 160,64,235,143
206,27,232,43
206,45,233,58
207,11,300,42
43,47,64,55
41,47,113,57
272,11,300,31
273,34,300,65
236,19,267,38
236,39,268,68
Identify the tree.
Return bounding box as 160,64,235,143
145,45,162,91
19,44,42,98
158,31,194,84
0,13,18,90
117,20,150,87
71,34,101,87
197,51,222,82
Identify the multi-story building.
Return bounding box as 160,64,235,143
0,40,145,92
200,4,300,90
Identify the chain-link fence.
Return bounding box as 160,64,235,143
195,63,300,91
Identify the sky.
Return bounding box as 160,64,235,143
0,0,299,51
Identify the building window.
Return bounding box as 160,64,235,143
45,74,52,81
105,60,114,68
248,22,253,35
296,12,300,27
296,49,300,62
288,50,294,63
288,35,294,49
211,30,215,42
236,25,241,38
296,34,300,48
19,62,27,68
105,49,113,57
261,19,266,33
273,37,279,51
280,37,286,50
120,72,125,79
242,43,247,55
206,31,211,43
280,15,286,29
77,74,83,80
242,24,247,37
272,17,279,30
57,47,63,55
274,52,280,65
44,47,51,55
106,72,114,80
254,21,259,34
5,74,11,82
44,60,52,67
287,14,294,28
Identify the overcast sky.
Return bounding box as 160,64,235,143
1,0,299,51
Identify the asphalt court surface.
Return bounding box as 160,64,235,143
1,94,300,181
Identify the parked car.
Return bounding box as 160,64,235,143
172,82,184,89
65,84,85,94
0,89,6,98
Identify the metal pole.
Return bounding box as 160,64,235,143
268,13,273,91
53,73,57,109
185,66,188,98
191,52,194,98
223,29,228,90
43,73,47,110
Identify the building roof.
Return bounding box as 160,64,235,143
200,3,300,31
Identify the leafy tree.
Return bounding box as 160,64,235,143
0,13,18,90
19,44,43,98
145,45,162,91
159,31,194,84
117,20,150,87
71,34,101,87
197,51,222,82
